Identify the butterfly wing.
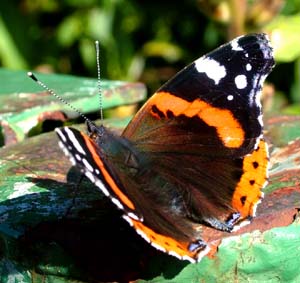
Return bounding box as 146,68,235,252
56,33,274,262
119,33,273,257
121,33,273,220
56,126,210,262
123,33,274,157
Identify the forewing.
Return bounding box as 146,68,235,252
123,34,274,158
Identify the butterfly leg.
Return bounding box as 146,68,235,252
201,217,234,232
225,212,242,227
188,239,207,253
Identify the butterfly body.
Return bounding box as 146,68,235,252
56,33,274,262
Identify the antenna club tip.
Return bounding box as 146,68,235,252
27,71,38,81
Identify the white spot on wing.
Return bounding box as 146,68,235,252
85,171,95,183
127,212,141,221
111,197,124,209
135,228,151,243
84,171,111,198
95,180,110,196
169,250,184,260
195,57,226,84
248,74,261,107
235,74,247,89
65,127,86,155
258,114,264,127
70,157,76,165
252,198,262,217
253,134,264,150
56,128,67,142
183,255,196,263
246,63,252,71
122,215,133,226
227,95,234,101
231,38,243,51
261,33,273,59
151,242,166,252
58,141,69,156
82,158,94,172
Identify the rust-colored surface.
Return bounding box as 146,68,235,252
0,111,300,282
1,120,18,145
37,110,67,123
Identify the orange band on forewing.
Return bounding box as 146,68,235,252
232,139,268,217
82,135,136,211
150,91,244,148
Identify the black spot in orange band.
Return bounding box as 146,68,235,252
232,139,268,217
149,91,245,148
82,134,136,211
240,196,247,205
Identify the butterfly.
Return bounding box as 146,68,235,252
55,33,274,263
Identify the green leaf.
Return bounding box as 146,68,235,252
268,14,300,62
142,41,183,62
57,13,84,47
0,14,28,69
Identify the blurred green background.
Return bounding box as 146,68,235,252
0,0,300,111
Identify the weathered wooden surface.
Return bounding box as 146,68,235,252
0,69,300,282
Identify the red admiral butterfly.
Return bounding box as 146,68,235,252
54,33,274,263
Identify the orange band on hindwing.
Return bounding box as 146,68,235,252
149,91,245,148
232,139,269,217
123,216,210,262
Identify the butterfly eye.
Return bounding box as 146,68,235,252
90,132,99,140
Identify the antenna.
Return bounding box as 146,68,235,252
27,72,94,127
95,40,104,125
